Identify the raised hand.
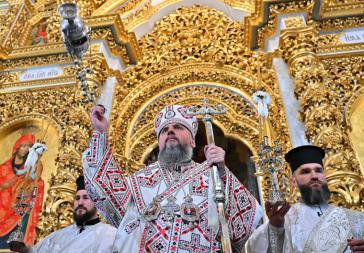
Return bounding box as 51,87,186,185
265,201,291,228
90,105,109,133
204,144,225,169
8,241,31,253
348,239,364,253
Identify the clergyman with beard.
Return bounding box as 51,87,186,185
82,104,263,252
246,145,364,253
9,176,116,253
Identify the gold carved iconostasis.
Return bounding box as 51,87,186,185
0,0,363,249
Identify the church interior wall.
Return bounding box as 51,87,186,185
0,0,362,246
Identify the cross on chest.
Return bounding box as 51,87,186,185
161,195,180,222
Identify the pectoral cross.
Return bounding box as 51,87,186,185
161,195,180,227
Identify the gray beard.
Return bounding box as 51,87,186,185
158,143,193,166
299,183,331,205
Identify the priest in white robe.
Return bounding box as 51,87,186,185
9,176,117,253
83,104,263,253
245,145,364,253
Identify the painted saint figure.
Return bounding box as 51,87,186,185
30,20,48,45
0,134,45,248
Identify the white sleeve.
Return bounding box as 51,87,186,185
245,222,286,253
245,222,270,253
31,231,58,253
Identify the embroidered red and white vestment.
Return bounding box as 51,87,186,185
83,132,263,253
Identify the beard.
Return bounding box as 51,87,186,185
73,206,97,225
158,142,193,166
299,183,331,205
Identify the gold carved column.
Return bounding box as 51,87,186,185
279,26,363,210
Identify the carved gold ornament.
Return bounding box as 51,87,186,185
0,0,363,247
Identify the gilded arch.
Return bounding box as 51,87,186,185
1,0,363,244
345,85,364,174
108,63,292,200
104,5,293,199
318,84,364,207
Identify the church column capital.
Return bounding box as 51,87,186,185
278,26,320,77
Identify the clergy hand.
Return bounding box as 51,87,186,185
90,105,109,133
348,239,364,253
265,201,290,228
204,145,225,169
8,241,31,253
